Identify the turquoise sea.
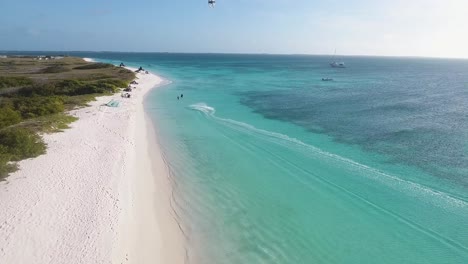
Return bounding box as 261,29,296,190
16,52,468,263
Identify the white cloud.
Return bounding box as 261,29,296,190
292,0,468,57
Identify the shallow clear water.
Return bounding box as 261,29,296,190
78,52,468,263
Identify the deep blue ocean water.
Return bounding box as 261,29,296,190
9,52,467,263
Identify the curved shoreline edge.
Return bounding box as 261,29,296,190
111,64,186,264
0,58,186,263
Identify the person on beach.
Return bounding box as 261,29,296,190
181,93,183,98
177,96,179,100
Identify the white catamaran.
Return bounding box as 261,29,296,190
330,49,345,68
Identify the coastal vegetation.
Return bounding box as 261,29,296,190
0,76,33,89
0,57,134,179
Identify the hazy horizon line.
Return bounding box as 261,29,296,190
1,50,467,60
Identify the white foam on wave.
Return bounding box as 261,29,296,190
82,57,96,62
189,103,216,115
188,103,468,209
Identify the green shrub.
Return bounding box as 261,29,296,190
16,77,129,97
0,152,17,179
74,63,113,70
62,94,97,108
18,81,75,96
0,106,22,128
98,78,129,88
0,76,33,89
27,113,78,133
13,96,65,119
59,79,125,95
55,79,84,95
37,65,71,74
0,128,46,161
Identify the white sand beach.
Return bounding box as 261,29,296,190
0,59,185,264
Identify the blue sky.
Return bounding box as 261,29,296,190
1,0,467,58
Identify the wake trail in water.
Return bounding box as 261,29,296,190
188,103,468,209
